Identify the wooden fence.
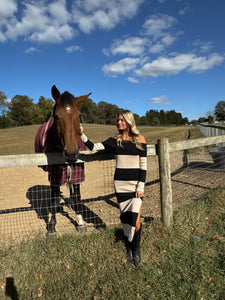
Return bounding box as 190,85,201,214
1,134,225,231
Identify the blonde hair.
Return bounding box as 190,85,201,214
116,110,143,150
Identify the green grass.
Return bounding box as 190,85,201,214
0,124,202,155
1,187,224,300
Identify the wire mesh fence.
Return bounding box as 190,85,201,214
1,138,225,246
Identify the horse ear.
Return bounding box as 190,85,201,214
75,92,92,105
51,85,61,102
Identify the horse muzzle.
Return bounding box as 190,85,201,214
63,148,79,163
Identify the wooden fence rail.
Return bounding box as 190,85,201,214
1,135,225,228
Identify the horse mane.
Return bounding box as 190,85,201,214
60,91,75,106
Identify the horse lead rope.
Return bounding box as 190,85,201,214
67,165,72,186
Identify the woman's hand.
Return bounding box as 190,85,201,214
79,124,83,136
136,190,144,198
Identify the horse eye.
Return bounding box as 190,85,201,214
54,114,59,121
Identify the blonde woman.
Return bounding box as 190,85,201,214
80,110,147,266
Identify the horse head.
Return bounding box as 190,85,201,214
51,85,91,162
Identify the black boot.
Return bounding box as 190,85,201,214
125,238,133,263
132,224,142,266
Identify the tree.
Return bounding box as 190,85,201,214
80,97,97,123
207,115,214,124
7,95,37,126
140,116,147,125
145,110,159,125
215,101,225,121
97,101,121,125
0,91,9,116
152,116,160,126
159,110,167,125
182,117,189,125
37,96,54,122
133,113,140,125
0,115,11,128
198,117,207,123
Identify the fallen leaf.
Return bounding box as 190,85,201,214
209,277,214,283
38,287,43,298
146,284,152,288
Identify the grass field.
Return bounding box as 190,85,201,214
1,124,224,299
0,187,224,299
0,123,203,155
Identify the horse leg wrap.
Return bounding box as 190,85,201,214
132,224,142,266
76,214,87,232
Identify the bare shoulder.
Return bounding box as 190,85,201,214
138,134,146,143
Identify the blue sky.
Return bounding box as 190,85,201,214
0,0,225,120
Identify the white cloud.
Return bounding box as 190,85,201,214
149,43,164,54
0,0,17,41
0,0,145,43
48,0,71,24
72,0,145,34
161,34,176,46
29,24,74,43
0,31,6,42
142,14,177,39
102,57,140,77
135,53,225,77
1,0,75,43
127,76,139,83
188,53,225,72
193,40,213,53
140,14,178,54
25,46,40,53
179,4,191,16
107,37,148,56
66,45,83,53
0,0,17,20
150,95,172,106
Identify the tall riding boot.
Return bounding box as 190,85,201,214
125,238,133,263
132,224,142,266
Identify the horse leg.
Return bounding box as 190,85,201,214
47,185,60,233
70,184,86,232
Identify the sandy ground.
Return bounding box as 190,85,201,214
1,147,225,245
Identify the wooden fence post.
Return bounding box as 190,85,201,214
158,138,173,227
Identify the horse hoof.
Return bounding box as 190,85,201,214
47,224,56,234
46,231,57,237
77,225,87,233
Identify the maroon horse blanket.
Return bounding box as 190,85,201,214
35,117,86,186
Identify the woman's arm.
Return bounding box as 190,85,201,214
80,133,106,151
136,135,147,198
79,124,106,151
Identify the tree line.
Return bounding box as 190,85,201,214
1,90,191,129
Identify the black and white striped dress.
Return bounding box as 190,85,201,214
81,135,147,242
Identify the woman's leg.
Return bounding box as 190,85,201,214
132,205,142,266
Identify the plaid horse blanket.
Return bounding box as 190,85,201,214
35,117,86,186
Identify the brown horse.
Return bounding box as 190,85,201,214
35,85,91,233
51,85,91,162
